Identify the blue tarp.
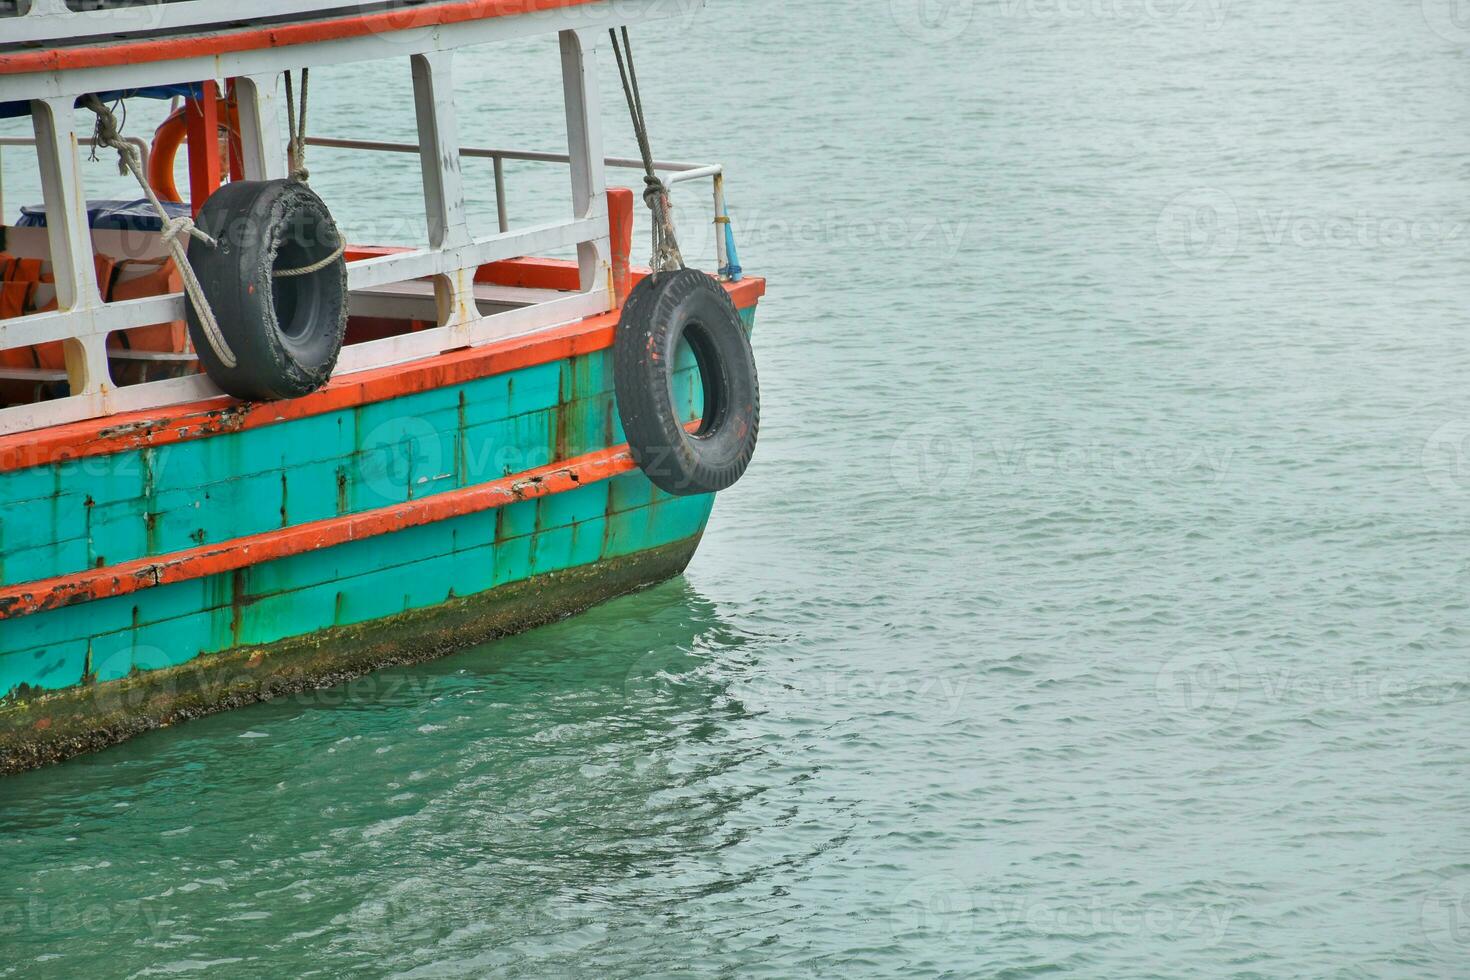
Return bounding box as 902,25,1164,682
4,85,205,230
0,84,202,120
5,85,205,229
16,198,190,233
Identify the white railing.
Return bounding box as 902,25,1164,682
0,0,703,436
0,34,614,436
305,135,737,278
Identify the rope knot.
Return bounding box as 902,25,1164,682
642,175,667,211
284,70,312,183
160,215,191,246
82,95,133,176
160,214,217,250
86,97,121,145
286,137,309,182
611,28,686,276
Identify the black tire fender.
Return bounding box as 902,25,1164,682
185,179,348,401
613,268,760,496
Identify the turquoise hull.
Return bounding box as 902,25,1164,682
0,305,757,770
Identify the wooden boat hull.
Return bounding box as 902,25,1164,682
0,281,762,773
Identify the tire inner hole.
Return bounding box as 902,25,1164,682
271,214,335,342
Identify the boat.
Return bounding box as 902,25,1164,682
0,0,764,773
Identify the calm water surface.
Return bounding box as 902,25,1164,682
5,1,1470,975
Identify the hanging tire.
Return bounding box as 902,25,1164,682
613,269,759,496
185,179,348,401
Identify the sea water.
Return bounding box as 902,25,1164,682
3,1,1470,974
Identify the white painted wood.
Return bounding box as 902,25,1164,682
30,98,101,316
465,289,609,346
0,225,171,265
0,393,107,436
559,28,612,296
346,293,435,323
30,96,113,398
233,73,287,182
359,280,567,307
410,51,470,251
0,0,687,434
106,372,224,412
349,279,568,320
107,350,199,363
0,372,227,437
0,276,613,435
0,367,66,383
0,216,596,355
23,0,70,19
331,325,457,376
332,289,610,374
4,0,367,47
0,294,185,353
64,335,113,402
0,285,614,434
0,1,706,104
409,49,477,331
346,217,602,292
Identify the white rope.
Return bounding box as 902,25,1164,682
273,241,345,279
83,96,237,369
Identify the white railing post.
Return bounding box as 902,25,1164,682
31,98,100,315
31,96,111,398
410,50,476,331
559,28,611,299
25,0,71,17
410,51,471,251
234,72,287,181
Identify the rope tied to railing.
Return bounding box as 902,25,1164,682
609,27,685,275
283,68,311,183
82,94,237,369
279,69,347,276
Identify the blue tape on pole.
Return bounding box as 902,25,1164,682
722,219,743,282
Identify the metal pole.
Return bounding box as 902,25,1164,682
494,155,508,233
713,172,728,277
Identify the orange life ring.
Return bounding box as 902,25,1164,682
147,98,240,204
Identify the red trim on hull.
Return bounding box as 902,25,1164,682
0,444,638,621
0,0,599,76
0,276,765,473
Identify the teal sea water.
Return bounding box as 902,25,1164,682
5,0,1470,974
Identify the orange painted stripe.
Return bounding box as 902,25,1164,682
0,444,638,621
0,0,598,76
0,275,765,473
